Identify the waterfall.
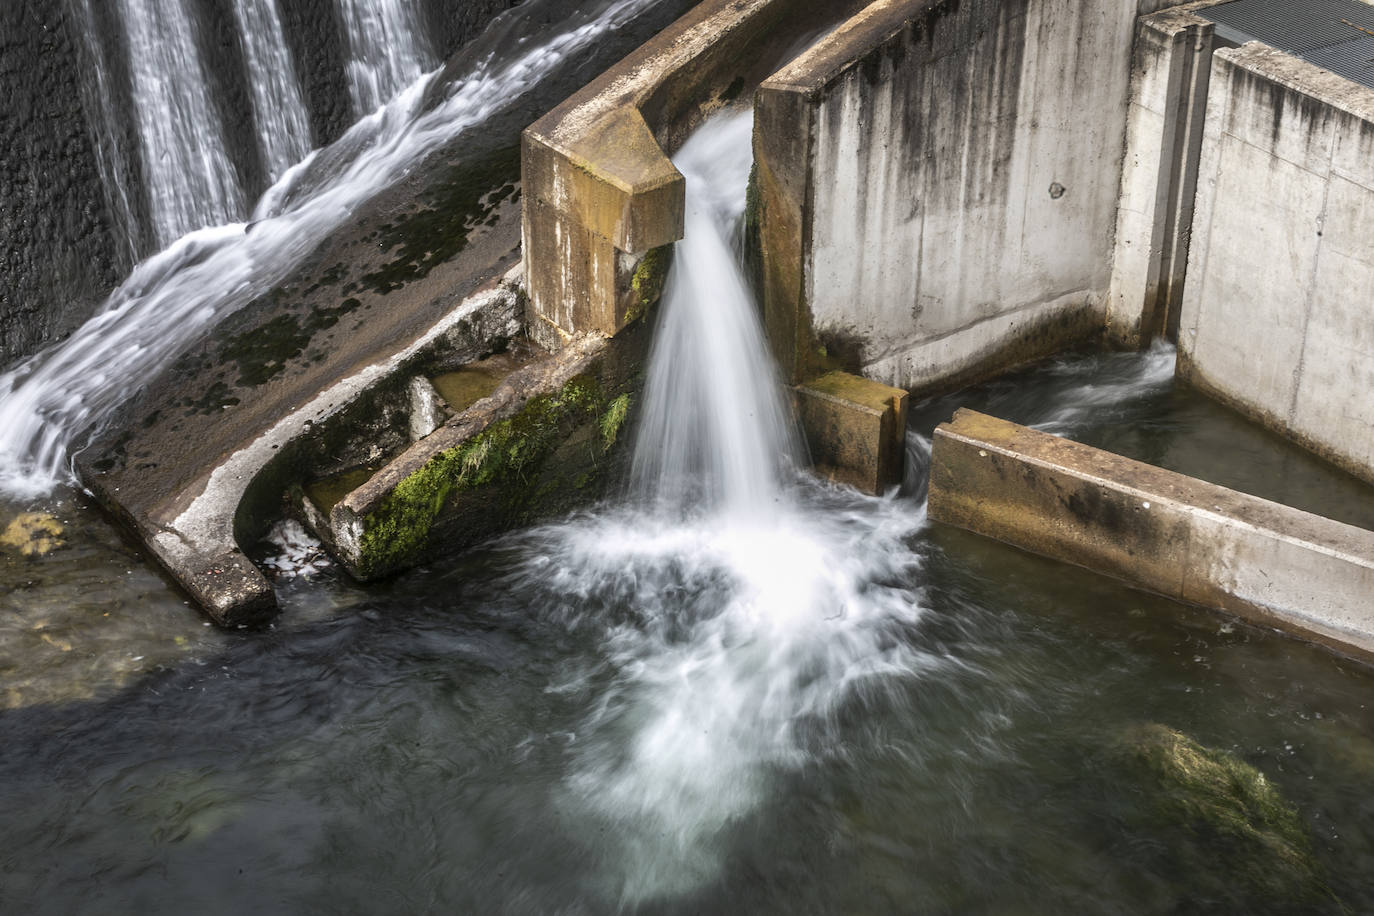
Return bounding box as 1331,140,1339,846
71,0,140,264
513,110,929,903
337,0,434,115
631,111,799,515
230,0,312,182
116,0,244,247
0,0,671,497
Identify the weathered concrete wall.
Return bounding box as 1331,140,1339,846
1106,5,1214,346
757,0,1155,391
1178,44,1374,486
930,409,1374,664
521,0,867,348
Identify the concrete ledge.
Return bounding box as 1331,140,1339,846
522,0,868,343
795,371,907,494
929,409,1374,663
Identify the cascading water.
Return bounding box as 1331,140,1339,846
0,0,671,497
630,113,799,514
230,0,312,182
71,0,140,264
116,0,245,247
337,0,434,115
511,110,932,902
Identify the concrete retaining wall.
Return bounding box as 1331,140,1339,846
1178,44,1374,486
756,0,1157,391
930,409,1374,663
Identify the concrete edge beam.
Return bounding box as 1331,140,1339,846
795,371,908,494
929,408,1374,664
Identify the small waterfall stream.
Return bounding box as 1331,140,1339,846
116,0,245,247
337,0,434,115
631,113,799,515
230,0,312,181
515,111,930,902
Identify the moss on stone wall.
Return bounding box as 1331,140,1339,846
625,245,672,327
355,374,615,578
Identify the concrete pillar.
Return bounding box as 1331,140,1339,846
521,108,685,348
1106,10,1214,347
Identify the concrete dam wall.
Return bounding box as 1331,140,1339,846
755,0,1169,392
0,0,519,367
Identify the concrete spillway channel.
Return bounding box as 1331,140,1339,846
77,0,885,625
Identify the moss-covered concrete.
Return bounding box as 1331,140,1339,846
353,373,611,579
623,244,672,327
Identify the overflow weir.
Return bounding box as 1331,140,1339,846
20,0,1374,665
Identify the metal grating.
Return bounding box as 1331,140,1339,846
1204,0,1374,89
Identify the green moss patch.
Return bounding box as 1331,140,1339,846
625,245,672,327
356,374,622,578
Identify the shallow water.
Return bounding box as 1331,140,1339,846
2,349,1374,912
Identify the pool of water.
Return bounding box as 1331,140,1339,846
2,348,1373,914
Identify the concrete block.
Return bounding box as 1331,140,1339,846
930,408,1374,663
795,371,907,495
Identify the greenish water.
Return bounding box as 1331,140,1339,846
1,346,1372,914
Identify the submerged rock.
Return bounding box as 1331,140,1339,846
1,513,66,557
1116,723,1339,909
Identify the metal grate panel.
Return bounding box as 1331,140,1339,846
1204,0,1374,89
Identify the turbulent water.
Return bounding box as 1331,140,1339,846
496,111,933,903
230,0,312,181
116,0,245,247
338,0,434,115
0,0,671,498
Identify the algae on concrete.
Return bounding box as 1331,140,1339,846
625,244,672,327
601,393,632,449
355,375,611,579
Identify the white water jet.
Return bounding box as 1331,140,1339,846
0,0,668,497
116,0,245,247
517,111,935,904
631,112,799,516
337,0,434,115
230,0,313,181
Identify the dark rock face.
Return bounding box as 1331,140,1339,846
0,0,127,367
0,0,526,371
